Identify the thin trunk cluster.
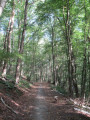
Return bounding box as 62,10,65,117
15,0,28,84
2,0,15,77
64,0,79,97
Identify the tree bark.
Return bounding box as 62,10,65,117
87,34,90,100
81,49,87,97
64,0,79,97
66,0,73,97
81,0,87,98
15,0,28,84
2,0,15,77
51,26,55,85
0,0,7,16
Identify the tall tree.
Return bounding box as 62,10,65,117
63,0,79,97
81,0,89,98
2,0,15,77
15,0,28,84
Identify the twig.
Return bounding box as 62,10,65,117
1,97,18,114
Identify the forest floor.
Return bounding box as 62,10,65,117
0,81,90,120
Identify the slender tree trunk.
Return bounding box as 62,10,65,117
81,49,87,97
32,39,36,81
15,0,28,84
72,52,79,97
48,56,52,82
63,0,79,97
62,0,73,96
0,0,7,16
2,33,8,77
66,0,73,97
15,20,21,82
51,26,55,85
55,66,59,86
7,30,15,74
88,53,90,99
2,0,15,77
81,0,87,98
40,67,42,82
87,34,90,100
45,66,47,82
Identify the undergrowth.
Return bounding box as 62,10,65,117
0,79,15,89
51,85,67,95
19,80,32,88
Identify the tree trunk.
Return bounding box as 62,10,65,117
15,0,28,84
66,0,73,97
81,0,87,98
2,0,15,77
72,53,79,97
81,49,87,97
51,26,55,85
88,35,90,100
15,58,21,84
64,0,79,97
0,0,7,16
2,33,8,77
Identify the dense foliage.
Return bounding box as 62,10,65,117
0,0,90,99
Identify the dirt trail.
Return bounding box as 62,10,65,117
0,82,90,120
29,83,90,120
33,84,48,120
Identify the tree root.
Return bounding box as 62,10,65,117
1,97,18,114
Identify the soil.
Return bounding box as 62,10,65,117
0,82,90,120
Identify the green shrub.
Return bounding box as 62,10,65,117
19,80,31,88
51,85,67,95
5,81,15,89
56,86,67,95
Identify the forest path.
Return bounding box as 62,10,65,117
27,83,90,120
33,84,48,120
0,82,90,120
